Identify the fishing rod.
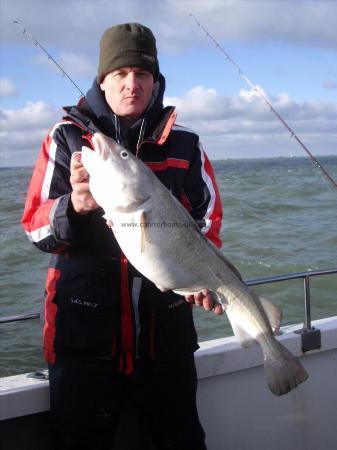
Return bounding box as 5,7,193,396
13,18,337,189
13,20,85,97
190,14,337,191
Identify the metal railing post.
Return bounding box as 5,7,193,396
295,274,321,352
303,275,311,331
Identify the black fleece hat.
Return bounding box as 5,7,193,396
98,23,159,83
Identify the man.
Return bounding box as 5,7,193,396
22,23,223,450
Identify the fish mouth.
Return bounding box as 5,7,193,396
114,196,151,213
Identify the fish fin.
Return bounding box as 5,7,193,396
215,290,256,347
102,214,113,229
155,284,170,292
225,309,257,348
123,209,147,253
109,210,146,252
258,295,283,335
139,210,146,253
264,340,309,396
173,288,206,296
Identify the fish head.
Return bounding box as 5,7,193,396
81,132,152,214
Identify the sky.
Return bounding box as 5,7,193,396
0,0,336,167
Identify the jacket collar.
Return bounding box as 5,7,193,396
63,74,176,149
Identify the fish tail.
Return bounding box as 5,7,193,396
264,341,309,396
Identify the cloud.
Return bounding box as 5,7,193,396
0,101,61,166
172,0,337,50
2,0,337,52
59,52,96,77
1,85,336,167
322,80,337,90
34,52,96,78
0,78,18,97
164,85,337,158
1,101,60,130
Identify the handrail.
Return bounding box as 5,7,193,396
1,268,336,330
245,267,337,287
0,312,40,324
246,267,337,332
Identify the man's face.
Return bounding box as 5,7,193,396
100,67,155,119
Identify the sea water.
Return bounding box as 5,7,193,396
0,157,336,377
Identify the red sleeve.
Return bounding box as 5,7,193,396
199,147,223,247
22,133,58,242
181,140,223,248
21,122,77,253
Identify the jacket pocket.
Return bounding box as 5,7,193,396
139,285,199,360
53,258,121,358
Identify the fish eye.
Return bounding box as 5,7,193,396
120,150,129,159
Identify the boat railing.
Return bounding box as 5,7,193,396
1,267,336,351
245,267,337,351
0,311,41,324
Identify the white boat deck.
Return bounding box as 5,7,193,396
1,316,337,450
196,316,337,450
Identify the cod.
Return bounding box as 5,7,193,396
81,132,308,396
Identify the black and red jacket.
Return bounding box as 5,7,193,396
21,76,223,373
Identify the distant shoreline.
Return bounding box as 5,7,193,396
1,154,337,170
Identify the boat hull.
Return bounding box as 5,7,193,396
1,316,337,450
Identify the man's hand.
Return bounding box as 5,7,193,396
185,289,223,315
70,152,99,214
